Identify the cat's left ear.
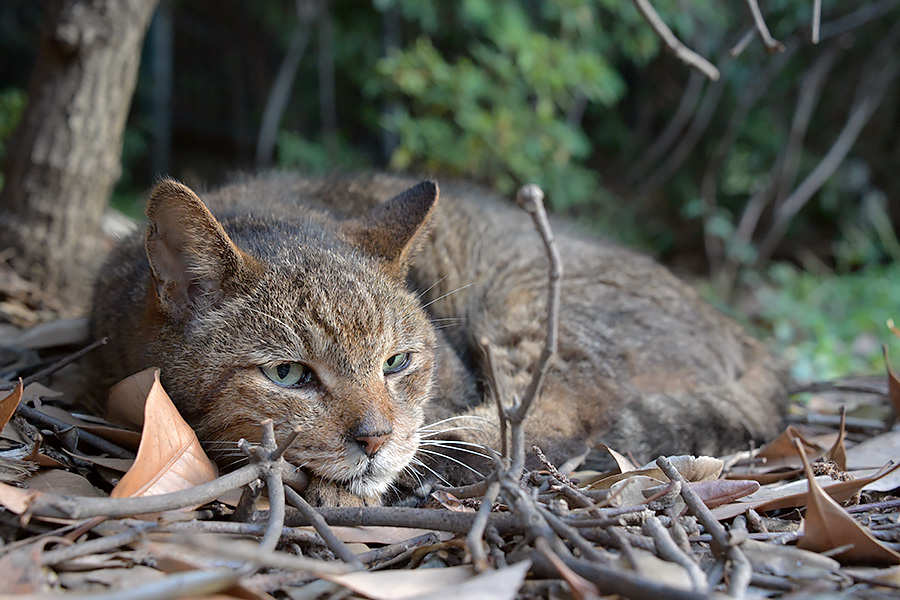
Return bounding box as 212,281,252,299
340,181,438,278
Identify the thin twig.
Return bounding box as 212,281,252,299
812,0,822,43
282,486,364,569
631,0,720,80
466,480,500,572
656,456,729,553
642,515,708,593
743,0,785,53
14,404,135,459
0,337,108,390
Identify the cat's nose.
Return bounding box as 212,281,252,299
350,415,393,457
355,433,390,457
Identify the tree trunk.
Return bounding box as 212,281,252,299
0,0,160,305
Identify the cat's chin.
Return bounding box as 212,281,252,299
304,474,392,507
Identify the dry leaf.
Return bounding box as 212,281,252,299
689,479,759,509
656,455,723,481
795,440,900,565
110,368,217,500
752,426,824,471
618,550,693,591
595,443,638,472
825,408,848,470
712,461,900,520
0,380,23,431
105,367,159,430
588,455,721,491
845,430,900,492
25,469,107,497
741,538,840,579
0,480,42,515
607,475,667,508
323,561,531,600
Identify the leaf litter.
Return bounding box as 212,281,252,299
0,207,899,599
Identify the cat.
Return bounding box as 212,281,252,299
89,173,786,506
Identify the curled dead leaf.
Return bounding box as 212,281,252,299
0,380,23,431
110,368,217,500
795,439,900,565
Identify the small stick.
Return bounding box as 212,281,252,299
511,184,562,427
1,338,108,390
465,480,501,572
283,486,364,569
656,456,729,553
631,0,720,81
642,515,708,593
812,0,822,43
15,404,135,459
744,0,786,53
261,468,286,552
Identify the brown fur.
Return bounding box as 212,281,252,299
90,173,786,505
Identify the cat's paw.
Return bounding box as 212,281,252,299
304,477,382,507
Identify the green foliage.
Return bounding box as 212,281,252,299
748,262,900,382
371,0,625,210
276,131,369,174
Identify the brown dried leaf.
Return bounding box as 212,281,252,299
0,480,42,515
753,425,824,471
110,368,217,500
795,439,900,565
741,538,840,578
25,469,107,497
323,560,531,600
105,367,158,430
588,455,722,490
690,479,759,509
825,408,847,470
595,443,638,473
607,475,666,508
711,460,900,521
0,380,23,431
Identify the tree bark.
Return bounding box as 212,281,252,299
0,0,160,304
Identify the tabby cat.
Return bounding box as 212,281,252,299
90,173,785,505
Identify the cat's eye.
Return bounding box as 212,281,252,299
261,362,314,387
383,353,410,374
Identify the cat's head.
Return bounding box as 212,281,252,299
141,178,439,503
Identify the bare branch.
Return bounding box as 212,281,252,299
283,486,364,569
812,0,822,43
744,0,785,53
756,33,900,264
631,0,720,81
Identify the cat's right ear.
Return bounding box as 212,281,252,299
340,181,439,279
145,179,255,318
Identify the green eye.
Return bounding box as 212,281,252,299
383,353,410,374
261,362,314,387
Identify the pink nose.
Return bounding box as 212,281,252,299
355,434,389,457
